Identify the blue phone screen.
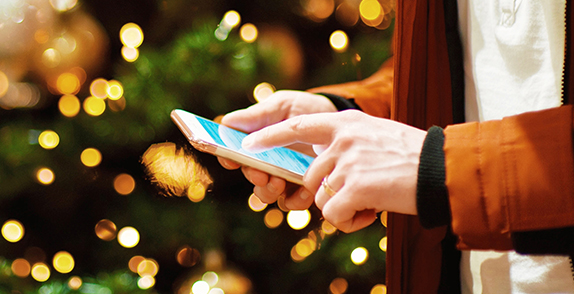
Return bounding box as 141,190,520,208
194,115,314,175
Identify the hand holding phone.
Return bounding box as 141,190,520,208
171,109,315,185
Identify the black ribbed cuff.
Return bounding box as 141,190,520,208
416,126,451,229
316,93,361,111
512,227,574,255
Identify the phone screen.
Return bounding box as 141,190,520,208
181,111,315,176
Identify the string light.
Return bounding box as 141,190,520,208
83,96,106,116
321,220,337,235
38,130,60,149
53,251,75,274
80,148,102,167
2,220,24,243
36,167,55,185
129,256,146,273
253,82,275,102
371,284,387,294
0,70,9,97
192,280,210,294
120,23,144,48
240,23,258,43
59,95,81,117
95,219,117,241
122,46,139,62
106,80,124,100
11,258,31,278
117,226,140,248
31,263,50,282
248,194,267,212
56,72,80,95
350,247,368,265
286,209,311,230
68,276,83,290
264,208,283,228
379,236,387,252
138,275,155,289
329,278,348,294
329,30,348,52
114,173,136,195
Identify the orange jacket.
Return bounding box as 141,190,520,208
310,0,574,293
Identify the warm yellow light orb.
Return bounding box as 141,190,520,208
371,284,387,294
192,280,210,294
59,95,81,117
351,247,369,265
56,73,80,95
129,256,146,273
380,211,387,227
31,263,50,282
248,194,267,212
137,259,159,277
330,30,348,52
118,226,140,248
42,48,61,68
114,173,136,195
37,168,55,185
120,23,144,48
81,148,102,167
253,82,275,102
329,278,349,294
240,23,258,43
53,251,75,274
95,219,117,241
11,258,31,278
138,275,155,290
223,10,241,28
2,220,24,243
202,271,219,287
49,0,78,12
122,46,139,62
106,80,124,100
38,130,60,149
90,79,109,99
286,209,311,230
264,208,284,229
321,220,337,235
68,276,82,290
0,70,9,97
295,238,315,257
83,96,106,116
359,0,382,20
379,236,388,252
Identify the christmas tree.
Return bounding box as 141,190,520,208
0,0,394,293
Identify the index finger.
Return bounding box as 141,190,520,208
241,112,340,152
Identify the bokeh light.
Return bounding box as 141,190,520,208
302,0,335,21
253,82,275,102
2,220,24,243
335,2,360,26
0,70,9,97
290,245,305,262
122,46,139,62
114,173,136,195
11,258,31,278
83,96,106,116
192,280,210,294
351,247,368,265
138,275,155,289
295,238,316,258
137,258,159,277
80,148,102,167
286,210,311,230
108,96,127,112
129,256,146,273
38,130,60,149
118,226,140,248
107,80,124,100
264,208,284,228
240,23,258,43
187,181,206,202
95,219,117,241
68,276,82,290
359,0,382,21
36,167,55,185
49,0,78,12
120,23,144,48
248,194,267,212
31,263,50,282
223,10,241,28
371,284,387,294
202,271,219,287
176,246,201,267
42,48,61,68
90,79,109,99
53,251,75,274
329,277,348,294
379,236,387,252
330,30,348,52
56,73,80,95
380,211,387,227
321,220,337,235
59,95,81,117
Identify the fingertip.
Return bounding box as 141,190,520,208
218,157,241,170
242,166,270,187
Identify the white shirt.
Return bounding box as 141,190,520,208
457,0,574,292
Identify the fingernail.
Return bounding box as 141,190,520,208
267,182,278,194
300,189,312,200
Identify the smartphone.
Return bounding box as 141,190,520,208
171,109,315,185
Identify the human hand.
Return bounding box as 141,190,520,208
217,90,338,208
242,110,426,233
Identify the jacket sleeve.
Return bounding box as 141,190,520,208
307,58,394,119
443,105,574,253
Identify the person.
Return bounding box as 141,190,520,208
218,0,574,293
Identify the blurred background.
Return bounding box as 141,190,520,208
0,0,394,293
